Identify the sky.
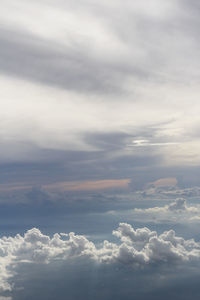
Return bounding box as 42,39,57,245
1,0,200,299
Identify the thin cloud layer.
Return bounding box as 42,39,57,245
0,179,130,195
43,179,131,192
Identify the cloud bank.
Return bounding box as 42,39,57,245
134,198,199,213
1,223,200,296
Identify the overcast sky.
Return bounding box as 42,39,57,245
1,0,200,299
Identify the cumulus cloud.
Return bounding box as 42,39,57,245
134,198,199,214
168,198,191,211
1,223,200,295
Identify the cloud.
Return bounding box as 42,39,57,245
190,216,200,222
1,223,200,295
134,198,199,214
1,0,200,170
147,177,178,188
43,179,131,192
139,185,200,199
0,0,177,93
0,179,130,195
168,198,190,211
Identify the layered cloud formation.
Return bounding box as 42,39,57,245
1,0,200,170
1,1,200,299
1,223,200,297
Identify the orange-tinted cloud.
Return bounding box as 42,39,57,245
0,179,130,194
43,179,131,192
148,177,178,188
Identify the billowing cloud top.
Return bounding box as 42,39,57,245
1,223,200,296
134,198,199,213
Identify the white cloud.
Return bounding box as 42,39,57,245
1,223,200,295
135,198,198,214
189,216,200,222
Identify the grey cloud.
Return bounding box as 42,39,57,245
1,0,200,96
168,198,187,211
0,29,121,94
159,186,200,198
1,0,200,170
0,129,165,189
